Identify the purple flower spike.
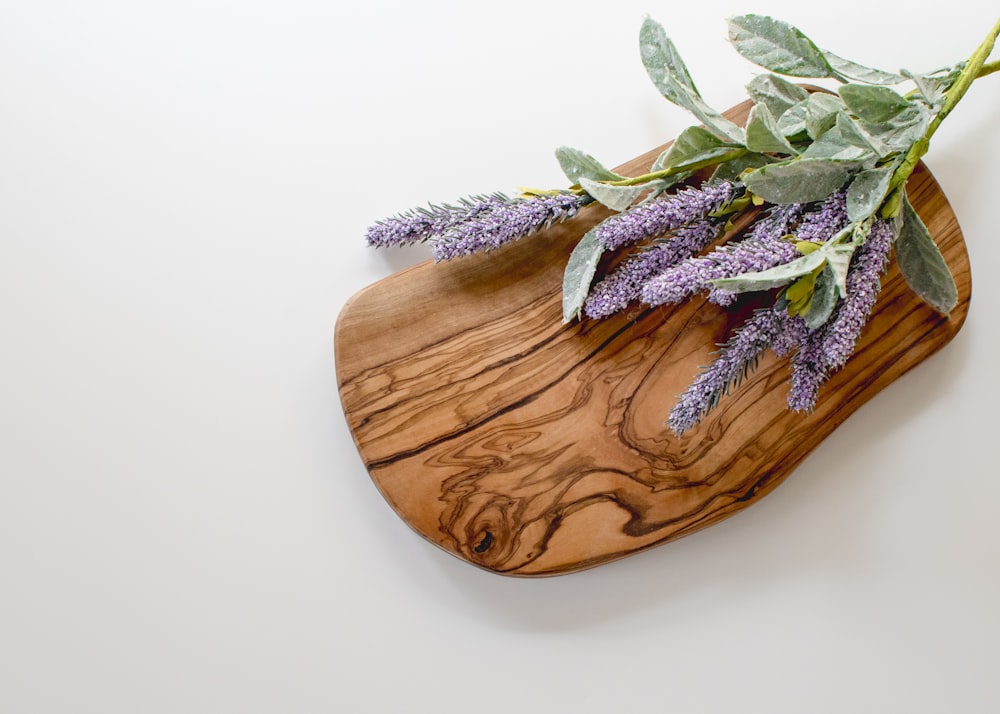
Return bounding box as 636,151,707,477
365,194,508,248
788,218,896,412
641,203,802,307
431,193,584,260
594,181,737,250
669,307,794,435
584,220,721,319
796,190,849,243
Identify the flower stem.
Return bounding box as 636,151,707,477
889,17,1000,196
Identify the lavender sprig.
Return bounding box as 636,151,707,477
431,193,585,261
669,306,800,435
788,218,896,412
583,220,721,319
641,203,802,307
365,194,508,248
795,190,849,243
594,182,738,251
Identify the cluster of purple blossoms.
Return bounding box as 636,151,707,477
788,218,895,412
365,172,900,436
365,194,508,248
431,193,585,261
795,190,849,242
364,192,585,259
669,217,896,434
594,181,738,250
583,220,721,319
642,203,803,307
668,306,806,434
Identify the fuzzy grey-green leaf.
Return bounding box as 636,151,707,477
745,74,809,119
710,152,772,182
579,178,646,212
655,125,733,170
896,192,958,314
712,248,827,294
727,14,832,77
745,103,798,155
836,112,892,157
824,240,857,298
555,146,623,184
662,75,746,143
743,158,854,204
846,167,893,223
863,103,929,152
804,93,845,140
639,17,699,102
823,50,904,85
562,226,605,323
799,125,871,162
804,265,838,328
839,84,913,124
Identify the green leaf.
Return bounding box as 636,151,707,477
554,146,623,185
846,166,893,223
896,191,958,314
901,68,957,108
839,84,913,124
804,93,845,140
799,124,871,162
836,112,892,158
712,229,855,295
745,103,798,155
824,238,857,298
654,125,736,170
712,247,827,294
727,15,832,77
823,50,904,85
803,265,838,328
562,226,605,323
661,75,746,143
710,152,772,183
862,103,930,152
743,158,854,204
776,93,844,140
745,74,809,119
639,17,700,103
579,178,646,212
776,100,808,138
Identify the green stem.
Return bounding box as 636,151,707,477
889,17,1000,195
604,148,749,187
979,58,1000,78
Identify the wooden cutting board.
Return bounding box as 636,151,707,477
335,98,971,577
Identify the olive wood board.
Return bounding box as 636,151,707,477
335,98,971,577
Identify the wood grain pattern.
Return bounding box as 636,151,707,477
335,98,971,577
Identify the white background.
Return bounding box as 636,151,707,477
2,1,999,712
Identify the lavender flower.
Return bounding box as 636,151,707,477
796,190,849,243
594,181,738,250
431,193,584,260
365,194,508,248
788,218,896,412
583,220,721,319
641,203,802,307
669,306,797,435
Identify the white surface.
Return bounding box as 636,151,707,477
2,1,999,712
